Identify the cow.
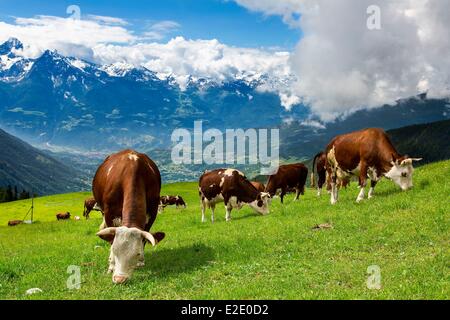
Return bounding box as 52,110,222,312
93,149,165,284
310,151,327,196
56,212,71,220
250,181,265,192
8,220,23,226
311,151,351,196
159,195,187,212
83,197,102,219
325,128,422,204
199,169,271,223
265,163,308,203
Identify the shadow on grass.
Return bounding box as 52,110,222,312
372,187,403,198
417,179,430,190
142,243,214,278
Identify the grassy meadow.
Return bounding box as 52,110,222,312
0,160,449,299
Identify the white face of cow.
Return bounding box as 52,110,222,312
97,226,156,284
385,158,422,191
249,192,271,215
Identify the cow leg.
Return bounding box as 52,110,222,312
280,188,286,203
368,180,377,199
210,202,216,223
225,204,232,222
329,169,338,205
294,188,300,201
201,197,206,223
356,163,368,203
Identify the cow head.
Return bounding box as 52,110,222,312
96,226,158,284
385,156,422,191
249,192,271,215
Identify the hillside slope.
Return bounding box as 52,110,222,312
387,119,450,164
0,128,88,195
0,160,448,299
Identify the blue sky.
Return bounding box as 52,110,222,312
0,0,301,50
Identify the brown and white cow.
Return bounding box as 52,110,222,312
159,195,187,212
265,163,308,203
311,151,350,196
199,169,271,223
250,181,266,192
83,197,102,219
325,128,422,204
56,212,71,220
93,149,165,284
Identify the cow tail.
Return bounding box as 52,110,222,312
311,153,320,188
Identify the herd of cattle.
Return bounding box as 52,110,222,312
8,127,423,284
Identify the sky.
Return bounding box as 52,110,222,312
0,0,449,121
0,0,301,50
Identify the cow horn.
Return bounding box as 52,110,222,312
141,231,156,246
96,227,117,237
400,158,412,166
411,158,423,162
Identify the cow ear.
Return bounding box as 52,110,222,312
96,227,116,242
140,231,156,246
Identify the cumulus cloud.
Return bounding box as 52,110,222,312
93,37,291,90
234,0,450,121
0,15,135,59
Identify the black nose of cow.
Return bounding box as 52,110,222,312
401,172,407,177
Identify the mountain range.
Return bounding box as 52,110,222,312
0,38,305,152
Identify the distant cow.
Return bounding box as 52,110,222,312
265,163,308,203
56,212,71,220
83,197,102,219
250,181,265,192
93,149,165,284
159,195,187,212
311,151,350,196
325,128,421,204
8,220,23,226
199,169,271,223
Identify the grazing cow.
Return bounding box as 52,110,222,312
159,195,187,212
83,197,102,219
56,212,71,220
8,220,23,226
311,151,351,196
250,181,266,192
325,128,422,204
310,151,327,196
265,163,308,203
199,169,271,223
93,149,165,284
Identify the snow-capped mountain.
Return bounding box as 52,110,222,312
0,38,306,152
0,38,34,82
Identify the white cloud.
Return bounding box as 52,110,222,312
93,37,291,90
234,0,450,121
0,15,135,59
142,20,180,40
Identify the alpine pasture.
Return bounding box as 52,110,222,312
0,160,448,299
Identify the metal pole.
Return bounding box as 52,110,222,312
31,190,34,223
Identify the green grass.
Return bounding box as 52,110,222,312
0,161,449,300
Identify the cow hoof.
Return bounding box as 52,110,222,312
136,261,145,268
356,198,364,203
330,200,337,205
107,267,114,274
